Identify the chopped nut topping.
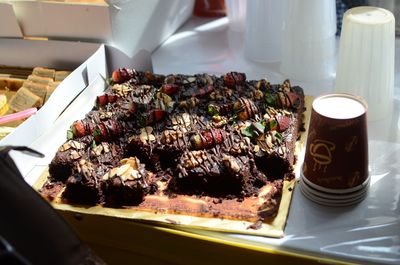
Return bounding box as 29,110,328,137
229,145,242,156
171,113,191,128
182,150,208,169
59,140,85,152
120,157,139,169
187,77,196,83
103,157,143,181
155,92,175,109
179,97,199,109
204,74,214,85
253,89,264,100
281,79,291,93
93,145,103,156
139,126,156,143
116,164,130,176
266,134,273,148
112,83,132,96
222,154,240,173
69,150,81,160
76,160,95,178
224,88,233,97
102,142,110,153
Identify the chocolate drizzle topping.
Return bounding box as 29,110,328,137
45,69,305,221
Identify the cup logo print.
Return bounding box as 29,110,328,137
309,139,336,173
345,136,358,152
348,171,361,188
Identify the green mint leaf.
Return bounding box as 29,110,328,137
241,125,255,138
265,93,276,107
269,119,278,130
67,130,74,140
252,122,265,134
207,104,219,116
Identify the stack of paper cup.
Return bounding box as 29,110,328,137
300,176,370,207
335,7,395,121
301,94,370,206
280,0,337,81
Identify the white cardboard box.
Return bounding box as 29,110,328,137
0,2,22,38
0,38,101,168
3,0,195,56
7,44,152,181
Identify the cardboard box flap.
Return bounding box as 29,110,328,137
11,0,111,41
109,0,195,56
0,40,102,177
0,38,101,69
105,46,152,77
5,1,193,57
0,3,23,38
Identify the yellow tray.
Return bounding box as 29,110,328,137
33,96,346,264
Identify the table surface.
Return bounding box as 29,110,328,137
152,16,400,265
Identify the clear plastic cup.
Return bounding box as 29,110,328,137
225,0,246,32
244,0,283,63
334,6,395,121
280,0,337,81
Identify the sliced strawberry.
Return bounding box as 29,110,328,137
223,73,235,87
144,71,157,82
107,94,118,104
276,115,290,132
286,92,300,109
103,120,115,137
161,84,179,95
111,69,122,83
114,121,124,136
94,123,108,142
223,72,246,87
202,129,223,148
71,120,86,138
201,131,214,149
111,68,136,84
86,121,95,135
97,94,109,107
145,109,166,125
153,109,166,122
210,129,223,145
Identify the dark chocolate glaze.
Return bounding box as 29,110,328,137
44,70,305,220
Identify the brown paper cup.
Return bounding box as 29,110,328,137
302,94,369,192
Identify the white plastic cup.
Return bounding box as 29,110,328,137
367,0,400,36
334,7,395,121
244,0,283,63
226,0,246,32
280,0,337,81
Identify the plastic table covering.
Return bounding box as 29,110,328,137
152,17,400,265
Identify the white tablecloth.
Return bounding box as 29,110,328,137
152,17,400,265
